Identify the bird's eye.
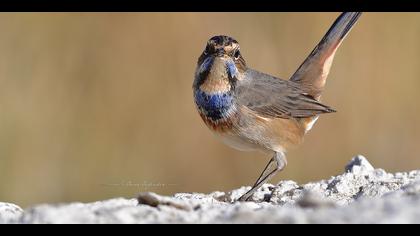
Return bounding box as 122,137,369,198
234,50,240,60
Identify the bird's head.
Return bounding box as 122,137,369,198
194,35,247,93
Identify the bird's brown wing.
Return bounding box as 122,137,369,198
235,69,335,119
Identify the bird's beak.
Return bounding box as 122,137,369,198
215,49,226,58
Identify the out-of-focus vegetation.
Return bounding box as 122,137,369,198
0,13,419,207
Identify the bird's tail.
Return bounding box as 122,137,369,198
290,12,362,100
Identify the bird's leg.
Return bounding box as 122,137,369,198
238,152,287,202
248,157,276,191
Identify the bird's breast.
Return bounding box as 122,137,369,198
194,90,235,122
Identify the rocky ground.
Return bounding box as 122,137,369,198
1,155,420,224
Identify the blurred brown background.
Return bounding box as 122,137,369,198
0,13,419,207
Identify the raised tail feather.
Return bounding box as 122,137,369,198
290,12,362,100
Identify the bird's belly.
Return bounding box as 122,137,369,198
228,107,307,153
218,132,264,152
196,99,308,153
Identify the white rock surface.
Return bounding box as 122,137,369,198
2,155,420,224
0,203,23,223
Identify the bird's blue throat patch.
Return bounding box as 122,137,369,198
194,90,234,121
226,60,238,80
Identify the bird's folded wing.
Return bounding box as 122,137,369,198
236,69,335,119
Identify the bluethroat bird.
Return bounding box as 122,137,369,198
193,12,362,201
